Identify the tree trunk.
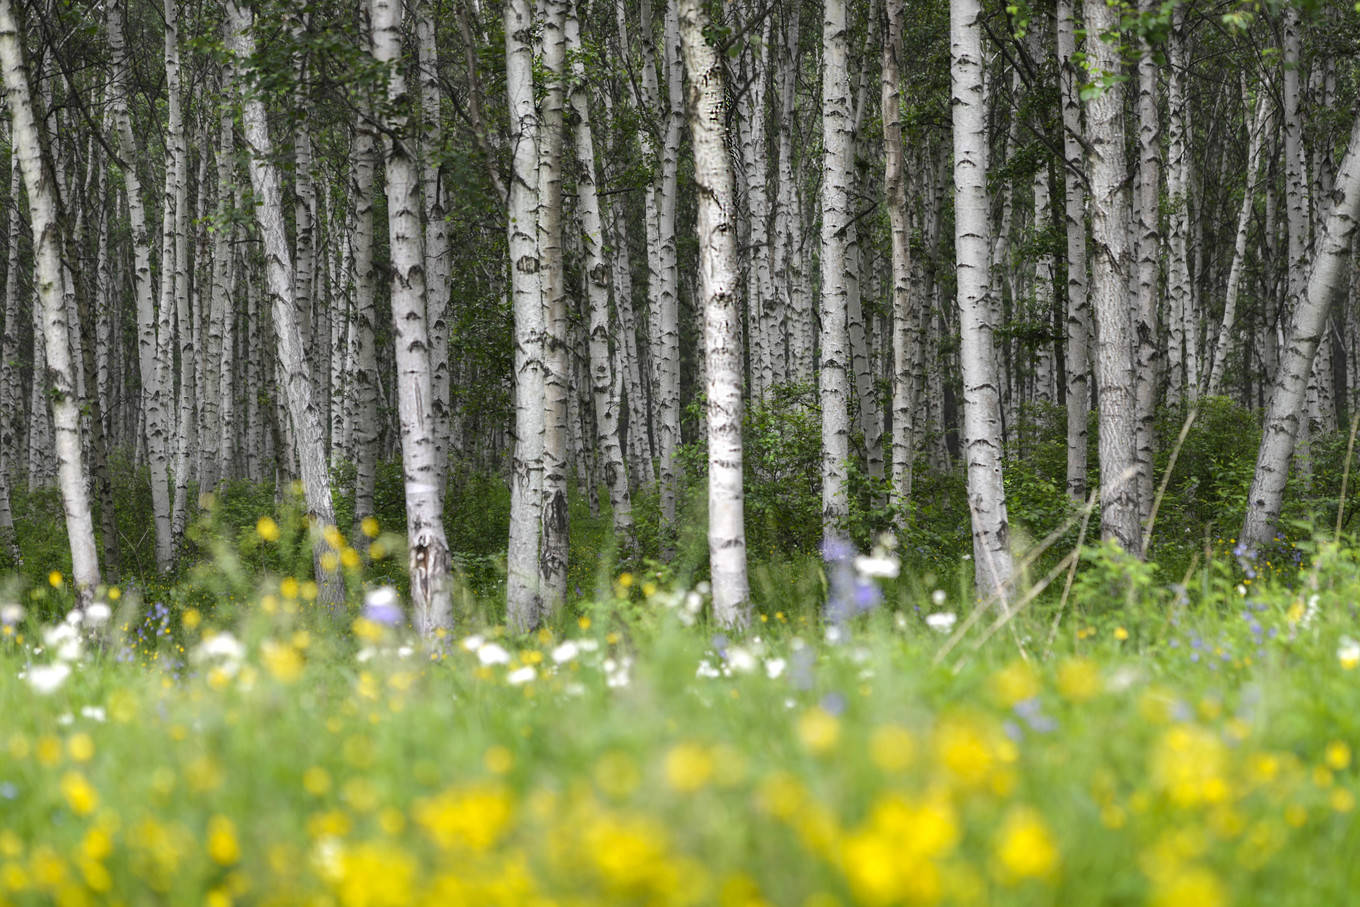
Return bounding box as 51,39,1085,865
0,0,100,602
884,0,914,524
227,0,344,608
1082,0,1141,554
1133,0,1160,534
371,0,454,635
504,0,545,630
951,0,1014,597
1242,111,1360,549
677,0,750,628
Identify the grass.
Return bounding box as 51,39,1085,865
1,501,1359,905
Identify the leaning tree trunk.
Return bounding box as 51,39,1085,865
0,0,100,603
370,0,453,634
227,0,343,608
1082,0,1141,555
565,4,633,550
677,0,750,628
504,0,546,631
1242,111,1360,550
951,0,1014,598
820,0,853,543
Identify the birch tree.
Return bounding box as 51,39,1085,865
371,0,454,634
677,0,749,628
1082,0,1140,554
951,0,1013,598
505,0,545,631
884,0,914,521
0,0,100,602
227,0,343,608
1242,111,1360,550
820,0,853,543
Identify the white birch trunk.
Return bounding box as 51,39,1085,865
566,4,633,548
228,0,344,608
1133,1,1160,534
677,0,750,628
504,0,545,630
108,0,174,571
1205,90,1269,397
371,0,454,634
1242,111,1360,549
1056,0,1089,501
820,0,853,541
1082,0,1141,554
0,0,100,601
1165,7,1190,406
952,0,1014,597
884,0,914,523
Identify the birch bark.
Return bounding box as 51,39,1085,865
1056,0,1089,501
677,0,750,628
951,0,1014,597
228,0,344,608
0,0,100,602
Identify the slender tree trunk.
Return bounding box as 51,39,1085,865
884,0,914,524
1165,7,1190,406
1206,90,1269,397
950,0,1014,597
1082,0,1141,554
108,0,174,571
1133,1,1161,534
565,4,633,550
0,0,100,602
1056,0,1089,501
656,0,684,547
820,0,852,542
371,0,454,634
677,0,749,627
1242,112,1360,549
228,0,343,607
165,0,195,543
350,112,381,550
504,0,545,630
537,0,570,617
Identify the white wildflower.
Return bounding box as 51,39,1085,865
0,603,23,625
854,554,900,579
364,585,398,610
84,603,112,626
931,589,947,607
25,662,71,695
551,641,580,664
193,632,245,665
477,642,511,666
727,647,757,674
80,706,106,722
506,666,536,685
925,612,957,633
460,634,486,652
696,659,721,679
764,657,786,680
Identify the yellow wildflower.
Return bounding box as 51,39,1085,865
994,806,1059,883
60,772,98,816
255,517,280,542
206,816,240,866
664,743,715,792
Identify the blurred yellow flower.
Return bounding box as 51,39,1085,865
414,783,513,852
303,766,331,796
994,806,1059,883
1326,741,1351,771
67,733,94,763
797,709,840,755
1114,627,1130,641
1151,726,1228,807
360,516,380,538
1056,657,1101,702
206,816,240,866
262,641,303,683
862,725,910,774
60,772,98,816
47,572,62,589
933,714,999,791
256,517,280,542
1149,864,1225,907
664,743,714,792
991,659,1040,707
279,577,300,600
